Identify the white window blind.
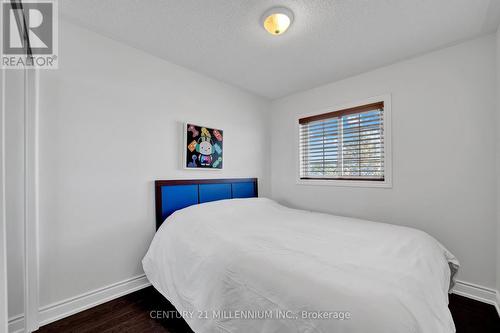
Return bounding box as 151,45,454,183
299,102,384,181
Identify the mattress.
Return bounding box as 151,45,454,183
143,198,459,333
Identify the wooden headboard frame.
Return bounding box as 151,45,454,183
154,178,258,229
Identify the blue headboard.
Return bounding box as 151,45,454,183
155,178,258,229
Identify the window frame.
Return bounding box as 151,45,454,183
296,94,392,188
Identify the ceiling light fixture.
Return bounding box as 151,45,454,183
261,7,294,36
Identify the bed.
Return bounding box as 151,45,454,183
143,178,459,333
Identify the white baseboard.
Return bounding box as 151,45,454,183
452,279,500,316
496,291,500,317
8,274,150,332
7,314,23,333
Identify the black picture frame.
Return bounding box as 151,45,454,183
184,123,223,169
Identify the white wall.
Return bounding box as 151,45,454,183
33,20,269,309
1,69,10,333
496,27,500,304
4,69,25,320
270,35,497,289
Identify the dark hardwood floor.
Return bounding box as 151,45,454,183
36,287,499,333
448,293,500,333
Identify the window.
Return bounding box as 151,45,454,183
299,100,390,186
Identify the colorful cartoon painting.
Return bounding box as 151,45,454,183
185,123,223,169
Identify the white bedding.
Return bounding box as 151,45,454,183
143,198,459,333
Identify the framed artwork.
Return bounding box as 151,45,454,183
184,123,223,169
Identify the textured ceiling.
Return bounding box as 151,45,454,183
61,0,500,99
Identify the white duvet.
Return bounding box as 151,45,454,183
143,198,459,333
